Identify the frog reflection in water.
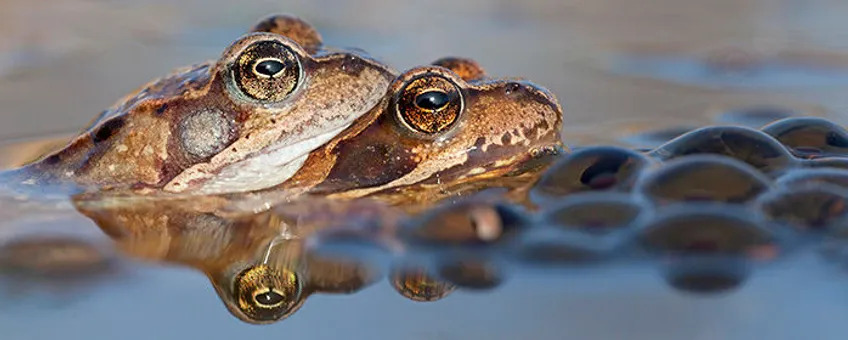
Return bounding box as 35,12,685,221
71,57,564,324
5,15,395,195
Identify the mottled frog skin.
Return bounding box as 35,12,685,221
282,57,564,204
69,57,565,324
0,11,565,324
7,15,395,195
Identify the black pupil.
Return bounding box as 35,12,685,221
255,59,285,77
415,91,450,111
254,289,285,306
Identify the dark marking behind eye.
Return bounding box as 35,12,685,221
92,118,125,143
314,118,418,192
415,91,450,111
44,154,61,165
156,103,168,115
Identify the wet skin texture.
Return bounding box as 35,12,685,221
67,57,565,325
0,15,568,325
10,15,395,195
284,58,564,204
8,22,563,203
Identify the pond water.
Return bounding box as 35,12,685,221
3,1,848,339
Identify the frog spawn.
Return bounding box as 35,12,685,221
303,113,848,298
9,112,848,322
47,112,848,320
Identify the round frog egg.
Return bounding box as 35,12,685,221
639,205,777,257
757,183,848,233
776,168,848,190
649,126,797,174
762,117,848,159
638,205,779,294
662,255,752,294
635,154,772,205
515,193,650,264
530,146,652,204
399,200,529,251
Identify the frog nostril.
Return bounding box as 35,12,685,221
504,82,523,95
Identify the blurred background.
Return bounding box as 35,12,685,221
2,0,848,339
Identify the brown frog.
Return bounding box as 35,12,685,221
4,15,395,195
278,57,565,205
66,57,565,324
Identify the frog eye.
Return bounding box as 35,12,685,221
233,265,302,322
396,74,464,134
390,266,456,302
233,40,302,102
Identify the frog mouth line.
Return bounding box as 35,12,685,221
188,124,351,194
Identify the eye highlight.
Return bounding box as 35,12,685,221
233,265,302,322
253,289,285,307
233,40,301,101
396,74,463,134
253,58,286,78
414,91,450,111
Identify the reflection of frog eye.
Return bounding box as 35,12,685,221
396,74,464,134
233,264,302,322
390,266,456,302
233,40,302,102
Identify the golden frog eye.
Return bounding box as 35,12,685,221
390,266,456,302
396,74,463,134
233,264,302,322
233,40,301,101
